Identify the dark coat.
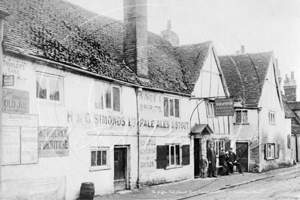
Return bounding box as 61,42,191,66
199,157,208,169
207,147,216,171
219,152,228,167
228,151,237,163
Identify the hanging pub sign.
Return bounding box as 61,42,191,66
2,88,29,114
214,98,234,116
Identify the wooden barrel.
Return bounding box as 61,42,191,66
80,182,95,200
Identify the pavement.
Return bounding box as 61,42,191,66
94,165,299,200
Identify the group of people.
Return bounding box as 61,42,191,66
199,143,243,178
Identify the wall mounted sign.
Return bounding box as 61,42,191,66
214,98,234,116
38,127,69,157
140,137,156,172
2,127,21,165
2,88,29,114
21,127,38,164
3,75,14,86
2,113,38,127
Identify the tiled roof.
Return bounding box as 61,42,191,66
174,42,211,87
292,125,300,136
282,95,296,118
287,102,300,110
219,52,273,107
2,0,211,94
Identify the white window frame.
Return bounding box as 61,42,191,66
36,73,63,104
95,81,122,113
167,144,181,167
235,109,248,124
206,101,215,118
164,96,180,118
268,111,276,124
90,146,110,171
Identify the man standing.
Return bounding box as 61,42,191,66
207,142,217,178
227,147,243,174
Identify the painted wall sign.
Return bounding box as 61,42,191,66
3,58,27,75
2,113,38,127
140,137,156,171
3,75,14,86
214,98,234,116
2,127,21,165
21,127,38,164
2,88,29,114
38,127,69,157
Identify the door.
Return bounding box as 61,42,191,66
236,142,248,172
114,148,127,191
194,138,202,177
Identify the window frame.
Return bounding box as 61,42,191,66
95,81,122,113
206,101,215,118
167,144,181,167
235,109,249,124
266,143,275,160
164,96,180,118
268,111,276,125
36,73,63,104
90,146,110,171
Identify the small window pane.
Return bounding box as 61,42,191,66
97,151,102,166
49,77,60,101
102,151,107,165
164,97,169,117
95,84,104,109
170,99,174,116
36,75,47,99
170,146,175,165
175,145,180,165
91,151,96,166
175,99,180,117
236,111,242,123
105,86,111,109
113,87,120,112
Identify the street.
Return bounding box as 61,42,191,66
185,166,300,200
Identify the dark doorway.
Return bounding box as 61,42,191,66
194,138,202,178
236,142,248,172
114,147,127,191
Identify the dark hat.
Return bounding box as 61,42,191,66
229,147,233,150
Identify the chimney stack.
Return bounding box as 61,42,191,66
284,71,297,102
161,20,179,46
241,45,245,54
235,50,239,55
123,0,149,80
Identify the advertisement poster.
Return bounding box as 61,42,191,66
2,88,29,114
2,127,21,165
21,127,38,164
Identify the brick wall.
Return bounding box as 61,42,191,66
123,0,148,79
284,86,297,102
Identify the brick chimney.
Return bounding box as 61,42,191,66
123,0,149,80
161,20,179,46
241,45,245,54
284,71,297,102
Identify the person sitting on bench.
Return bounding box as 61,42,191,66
227,148,243,174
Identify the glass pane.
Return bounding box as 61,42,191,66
175,99,180,117
236,111,241,123
91,151,96,166
242,111,248,122
36,75,47,99
102,151,107,166
105,85,111,109
95,84,104,109
170,146,175,165
170,99,174,116
97,151,101,166
113,87,120,112
164,97,169,117
271,145,275,158
175,145,180,165
49,77,60,101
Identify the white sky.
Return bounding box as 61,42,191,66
66,0,300,99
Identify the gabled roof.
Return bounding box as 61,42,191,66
219,52,273,107
2,0,212,94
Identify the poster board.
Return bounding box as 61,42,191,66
2,127,21,165
21,127,38,164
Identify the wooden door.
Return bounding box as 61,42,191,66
236,142,248,172
194,138,202,177
114,148,127,191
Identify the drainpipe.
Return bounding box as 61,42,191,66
257,107,262,172
135,87,142,189
0,9,10,200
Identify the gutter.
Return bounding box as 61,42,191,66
135,87,142,189
257,107,262,172
5,49,192,97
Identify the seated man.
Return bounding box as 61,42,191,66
219,148,229,175
227,148,243,174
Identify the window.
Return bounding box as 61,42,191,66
264,143,276,160
95,82,121,112
236,110,248,124
36,73,62,103
90,147,110,171
156,144,190,169
206,101,215,117
164,97,180,118
268,111,276,124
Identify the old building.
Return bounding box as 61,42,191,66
0,0,235,199
219,50,293,172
